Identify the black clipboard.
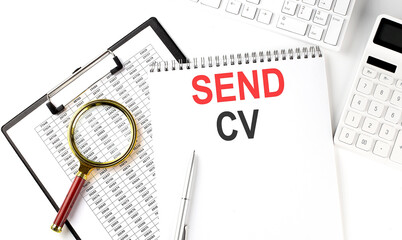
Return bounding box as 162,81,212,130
2,17,186,240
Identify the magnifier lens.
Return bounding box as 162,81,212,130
73,104,132,164
52,100,136,233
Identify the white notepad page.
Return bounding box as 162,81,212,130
148,48,343,240
8,26,177,240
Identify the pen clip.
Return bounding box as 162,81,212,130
182,225,188,240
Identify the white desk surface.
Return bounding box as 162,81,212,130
1,0,402,239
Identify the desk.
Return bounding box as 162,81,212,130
1,0,402,239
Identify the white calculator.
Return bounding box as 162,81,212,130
335,15,402,168
189,0,356,51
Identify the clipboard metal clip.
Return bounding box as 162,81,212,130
46,50,123,115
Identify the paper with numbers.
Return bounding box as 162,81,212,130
148,48,343,240
7,25,179,240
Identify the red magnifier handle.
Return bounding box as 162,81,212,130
51,175,86,233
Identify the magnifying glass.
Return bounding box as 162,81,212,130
51,99,137,233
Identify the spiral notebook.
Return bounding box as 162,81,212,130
148,47,343,240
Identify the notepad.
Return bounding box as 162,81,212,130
148,47,343,240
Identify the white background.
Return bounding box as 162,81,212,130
1,0,402,239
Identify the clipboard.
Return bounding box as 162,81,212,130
2,17,186,239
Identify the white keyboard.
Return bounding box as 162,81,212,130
189,0,355,51
335,15,402,168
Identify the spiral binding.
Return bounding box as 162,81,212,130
150,46,322,72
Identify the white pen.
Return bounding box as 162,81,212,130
174,150,197,240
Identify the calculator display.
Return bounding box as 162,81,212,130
374,18,402,53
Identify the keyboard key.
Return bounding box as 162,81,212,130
356,78,374,95
362,117,379,134
367,101,385,118
373,85,390,101
390,131,402,164
396,79,402,89
384,107,402,124
226,0,242,14
333,0,351,15
257,9,273,25
390,90,402,108
350,95,368,111
303,0,316,5
200,0,222,8
345,111,361,128
308,25,324,40
313,10,329,25
246,0,260,4
339,128,356,145
379,73,394,85
298,5,313,20
242,5,257,19
362,67,377,79
324,16,344,45
356,134,373,151
194,0,354,51
277,16,308,35
373,140,391,158
379,124,396,141
282,1,298,16
318,0,333,10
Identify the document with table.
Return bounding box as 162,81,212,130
3,18,185,240
148,47,343,239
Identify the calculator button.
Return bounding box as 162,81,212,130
298,5,313,20
345,111,361,128
379,124,396,141
373,85,390,101
362,67,377,79
242,5,257,19
356,134,373,151
339,128,356,145
282,1,298,16
373,140,391,158
350,95,368,111
379,74,394,85
390,90,402,108
333,0,350,15
226,0,242,14
362,117,379,134
396,79,402,89
308,25,324,40
324,16,344,46
313,10,329,25
318,0,333,10
367,101,385,118
257,9,273,24
200,0,222,8
277,16,308,35
384,107,402,124
356,78,374,95
390,131,402,164
303,0,316,5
